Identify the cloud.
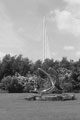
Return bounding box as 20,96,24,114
76,51,80,57
0,2,24,51
54,0,80,36
64,46,75,50
55,10,71,30
52,52,57,56
55,9,80,36
64,0,80,4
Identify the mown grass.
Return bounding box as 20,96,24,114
0,93,80,120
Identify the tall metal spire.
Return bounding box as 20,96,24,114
43,16,51,61
43,16,46,61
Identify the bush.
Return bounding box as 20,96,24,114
23,83,34,93
1,76,12,91
1,75,25,93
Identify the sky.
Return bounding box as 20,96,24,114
0,0,80,61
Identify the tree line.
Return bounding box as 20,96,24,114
0,54,80,93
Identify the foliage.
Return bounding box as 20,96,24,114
1,74,26,93
0,54,32,81
1,54,80,93
0,76,12,91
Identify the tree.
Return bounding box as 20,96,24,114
0,54,15,79
60,57,70,69
42,58,54,72
30,60,42,74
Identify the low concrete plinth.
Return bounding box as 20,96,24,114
25,93,76,101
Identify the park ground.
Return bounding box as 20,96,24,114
0,93,80,120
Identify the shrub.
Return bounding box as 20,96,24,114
1,75,25,93
1,76,12,91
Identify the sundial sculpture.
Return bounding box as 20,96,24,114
26,68,75,101
37,68,63,95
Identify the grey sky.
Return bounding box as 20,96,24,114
0,0,80,61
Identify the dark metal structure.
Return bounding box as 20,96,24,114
25,68,75,101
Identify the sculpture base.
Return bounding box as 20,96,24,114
25,93,76,101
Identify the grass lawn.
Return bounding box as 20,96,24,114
0,93,80,120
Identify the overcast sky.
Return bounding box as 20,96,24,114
0,0,80,61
